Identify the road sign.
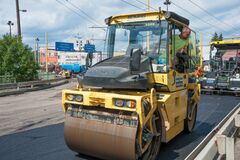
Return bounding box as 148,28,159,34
84,44,95,53
55,42,74,52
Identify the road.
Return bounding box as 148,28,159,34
0,81,76,136
0,88,239,160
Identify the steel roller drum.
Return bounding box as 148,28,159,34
64,113,138,160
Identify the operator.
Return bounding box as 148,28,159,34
174,26,191,73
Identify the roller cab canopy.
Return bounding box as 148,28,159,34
105,11,190,26
210,39,240,50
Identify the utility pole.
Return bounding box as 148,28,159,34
15,0,21,37
15,0,27,38
7,21,14,37
45,32,48,72
36,38,40,64
34,37,37,62
34,37,39,63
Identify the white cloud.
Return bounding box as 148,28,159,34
0,0,240,57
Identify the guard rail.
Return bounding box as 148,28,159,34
185,103,240,160
0,78,65,90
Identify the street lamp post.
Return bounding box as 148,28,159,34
7,21,14,37
35,38,40,63
164,0,171,12
15,0,27,38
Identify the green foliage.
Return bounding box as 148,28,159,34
211,32,224,41
211,32,218,41
0,34,39,82
218,33,223,41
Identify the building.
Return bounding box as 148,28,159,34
39,47,106,69
39,48,58,66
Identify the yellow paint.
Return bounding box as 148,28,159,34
147,71,188,92
165,120,184,142
62,11,201,155
210,39,240,45
62,84,200,144
110,12,166,24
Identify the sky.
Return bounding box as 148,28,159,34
0,0,240,60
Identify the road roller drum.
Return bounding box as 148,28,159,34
64,105,138,160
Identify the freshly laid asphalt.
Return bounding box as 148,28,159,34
0,94,239,160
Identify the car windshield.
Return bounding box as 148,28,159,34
103,20,168,72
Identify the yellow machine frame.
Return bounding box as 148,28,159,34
62,11,201,159
210,39,240,46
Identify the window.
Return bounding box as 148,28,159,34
104,20,169,72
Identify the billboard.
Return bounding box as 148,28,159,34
55,42,74,52
58,52,81,65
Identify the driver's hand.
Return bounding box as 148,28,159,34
180,48,185,53
179,47,187,53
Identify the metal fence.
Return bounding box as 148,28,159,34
0,72,57,84
38,72,57,80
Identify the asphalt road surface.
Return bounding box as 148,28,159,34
0,94,239,160
0,81,76,136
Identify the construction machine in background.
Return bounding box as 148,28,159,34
62,10,201,160
201,39,240,95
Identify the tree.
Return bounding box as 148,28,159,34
218,33,223,41
211,32,224,42
0,34,39,82
211,32,218,41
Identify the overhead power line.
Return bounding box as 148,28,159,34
65,0,103,27
131,0,212,37
56,0,90,23
186,0,239,32
134,0,157,11
135,0,222,33
56,0,104,30
120,0,146,11
55,0,99,43
170,1,228,33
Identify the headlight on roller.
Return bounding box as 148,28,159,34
66,94,83,102
114,99,136,108
75,95,83,102
115,99,124,107
126,100,136,108
66,94,74,101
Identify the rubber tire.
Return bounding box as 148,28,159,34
184,104,197,133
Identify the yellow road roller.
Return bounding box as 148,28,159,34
62,10,201,160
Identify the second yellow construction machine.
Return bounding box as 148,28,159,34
62,10,201,160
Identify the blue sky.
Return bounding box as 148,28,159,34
0,0,240,60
